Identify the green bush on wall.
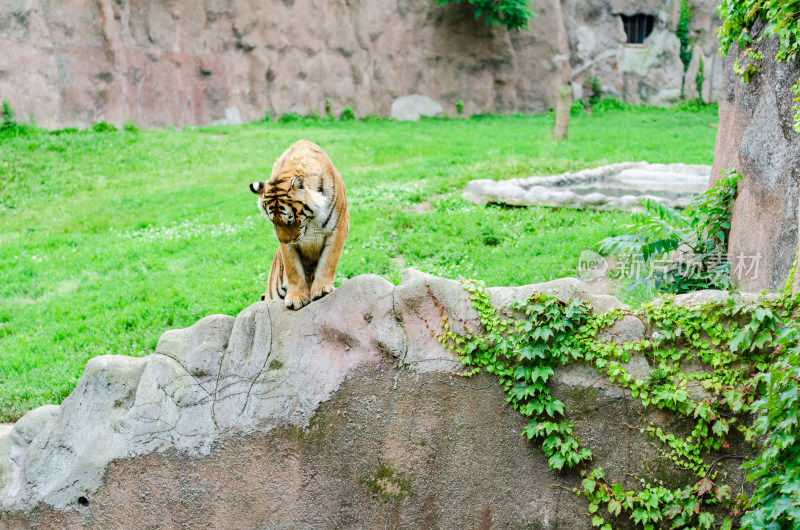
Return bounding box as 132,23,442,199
435,0,535,31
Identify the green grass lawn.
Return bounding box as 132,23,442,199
0,104,719,422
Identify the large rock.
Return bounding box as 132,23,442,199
390,94,444,121
0,272,747,527
709,26,800,291
463,162,710,210
0,0,571,128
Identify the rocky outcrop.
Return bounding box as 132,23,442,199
0,0,571,129
562,0,723,104
709,28,800,292
0,271,749,528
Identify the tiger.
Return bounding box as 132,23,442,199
249,139,349,310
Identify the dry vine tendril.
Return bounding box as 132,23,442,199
427,280,800,528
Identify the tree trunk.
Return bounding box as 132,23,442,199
552,85,571,141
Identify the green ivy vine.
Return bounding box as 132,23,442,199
717,0,800,132
426,280,800,528
677,0,694,100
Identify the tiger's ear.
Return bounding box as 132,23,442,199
249,182,264,194
291,176,304,190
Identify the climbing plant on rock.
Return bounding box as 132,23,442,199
718,0,800,132
428,280,800,528
677,0,694,100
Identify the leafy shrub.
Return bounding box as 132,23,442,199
2,98,15,129
456,100,464,115
279,112,300,123
597,170,741,293
91,121,117,133
340,106,355,121
50,128,79,136
695,55,706,103
123,120,139,133
587,76,602,107
570,100,586,116
592,97,631,112
434,0,534,31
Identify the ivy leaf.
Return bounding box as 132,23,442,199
715,485,731,502
544,399,564,417
532,366,554,383
697,511,715,529
591,515,604,527
520,344,547,360
608,499,622,516
549,453,566,470
697,477,713,497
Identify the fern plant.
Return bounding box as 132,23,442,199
596,170,741,293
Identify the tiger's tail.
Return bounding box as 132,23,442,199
263,248,287,301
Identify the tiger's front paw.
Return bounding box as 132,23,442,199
311,283,334,301
285,291,311,310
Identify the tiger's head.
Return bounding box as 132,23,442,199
250,175,316,244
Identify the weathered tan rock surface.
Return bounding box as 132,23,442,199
562,0,723,104
0,271,751,528
709,27,800,291
0,0,726,129
0,0,571,128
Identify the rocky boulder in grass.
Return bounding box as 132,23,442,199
0,271,747,528
463,162,711,210
390,95,444,122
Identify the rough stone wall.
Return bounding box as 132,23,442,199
562,0,723,105
709,27,800,292
0,0,570,129
0,271,751,527
0,0,724,129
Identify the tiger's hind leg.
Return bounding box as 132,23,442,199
277,274,288,299
261,249,286,301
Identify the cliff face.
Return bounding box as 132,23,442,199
709,29,800,292
0,0,570,128
0,0,726,129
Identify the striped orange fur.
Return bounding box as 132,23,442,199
250,140,349,310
